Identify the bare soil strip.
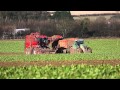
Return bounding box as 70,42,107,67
0,52,24,55
0,60,120,67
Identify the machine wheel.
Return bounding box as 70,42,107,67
33,48,42,54
63,49,67,53
33,48,37,55
25,48,33,55
77,48,83,53
55,48,63,53
86,47,92,53
70,47,75,54
70,47,83,54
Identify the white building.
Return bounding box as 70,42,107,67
70,11,119,15
71,11,120,21
14,28,30,34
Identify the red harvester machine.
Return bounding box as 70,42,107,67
25,32,92,55
25,32,63,54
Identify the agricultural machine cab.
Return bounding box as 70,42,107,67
75,39,84,46
76,39,84,44
73,39,92,53
36,35,49,48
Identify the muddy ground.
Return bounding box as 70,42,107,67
0,60,120,67
0,52,24,55
0,52,120,67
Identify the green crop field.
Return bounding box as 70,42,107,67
0,39,120,61
0,39,120,79
0,64,120,79
0,40,24,53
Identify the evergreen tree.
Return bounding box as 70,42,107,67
51,11,73,20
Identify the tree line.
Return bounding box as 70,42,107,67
0,11,120,39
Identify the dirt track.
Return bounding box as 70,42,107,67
0,52,24,55
0,60,120,67
0,52,120,67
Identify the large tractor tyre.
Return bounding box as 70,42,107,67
86,47,92,53
25,48,33,55
25,48,29,54
55,48,63,53
33,48,42,54
66,48,70,53
63,49,67,53
32,48,37,55
70,48,75,54
70,47,83,54
77,48,83,53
